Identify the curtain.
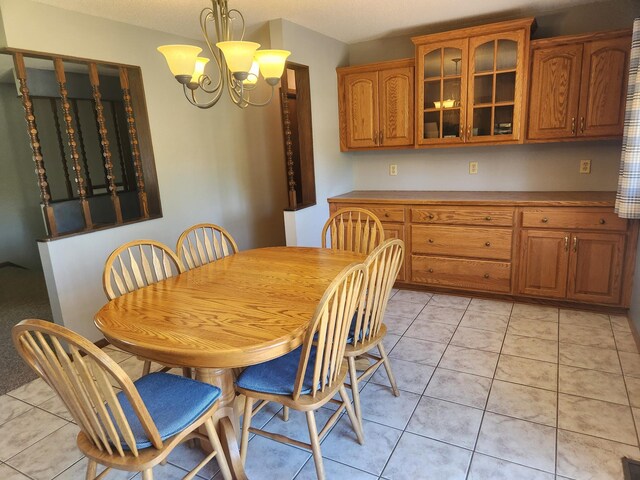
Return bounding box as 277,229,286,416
616,18,640,219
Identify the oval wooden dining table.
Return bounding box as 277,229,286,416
95,246,365,479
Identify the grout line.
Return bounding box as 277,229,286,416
555,305,560,478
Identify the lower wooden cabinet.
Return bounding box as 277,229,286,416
328,192,639,308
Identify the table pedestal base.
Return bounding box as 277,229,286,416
195,367,247,480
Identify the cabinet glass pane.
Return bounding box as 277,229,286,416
472,107,492,136
496,40,517,70
425,80,441,109
494,105,514,135
443,48,463,77
475,41,495,73
424,49,441,78
424,111,441,139
442,78,461,107
495,72,516,103
474,74,493,104
443,109,461,138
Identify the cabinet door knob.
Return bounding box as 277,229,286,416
485,216,492,221
428,268,434,273
428,213,434,219
485,241,491,247
541,217,549,223
428,239,434,243
599,218,606,224
483,273,490,279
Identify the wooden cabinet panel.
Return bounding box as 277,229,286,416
518,230,569,298
412,206,514,226
567,232,625,304
412,255,511,292
380,67,414,146
527,44,583,139
343,72,378,149
579,37,630,137
382,223,406,281
412,225,512,260
521,208,627,231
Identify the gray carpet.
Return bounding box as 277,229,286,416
0,265,53,395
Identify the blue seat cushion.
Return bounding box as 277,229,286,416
347,312,371,344
112,372,221,450
236,346,318,396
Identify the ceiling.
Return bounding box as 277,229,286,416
30,0,602,44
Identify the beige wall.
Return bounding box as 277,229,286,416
0,0,288,340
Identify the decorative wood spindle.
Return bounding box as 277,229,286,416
54,58,93,229
89,63,122,223
13,53,57,236
49,98,74,199
71,98,94,196
119,67,149,218
110,101,130,191
280,91,297,209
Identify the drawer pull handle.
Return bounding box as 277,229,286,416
485,216,492,221
428,214,434,219
599,218,606,225
428,268,434,273
573,236,577,252
385,213,390,218
428,239,434,243
485,241,491,247
483,273,490,279
564,236,569,251
541,217,549,223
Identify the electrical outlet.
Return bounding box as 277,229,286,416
389,164,398,176
580,159,591,174
469,161,478,174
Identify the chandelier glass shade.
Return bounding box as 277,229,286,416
157,0,290,108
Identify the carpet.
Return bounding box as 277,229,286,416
0,266,53,395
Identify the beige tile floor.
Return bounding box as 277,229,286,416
2,290,640,479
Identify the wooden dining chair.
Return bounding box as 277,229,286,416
236,263,368,480
103,239,185,376
321,207,385,255
345,238,405,427
12,319,232,480
176,223,239,270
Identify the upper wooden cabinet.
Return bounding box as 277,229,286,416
337,59,414,151
412,18,534,146
527,30,631,141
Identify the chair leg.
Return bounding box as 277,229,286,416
142,469,153,480
347,356,363,429
339,385,364,445
142,360,151,376
378,342,399,397
85,459,97,480
182,367,192,378
283,406,290,421
240,396,254,465
305,410,325,480
204,418,233,480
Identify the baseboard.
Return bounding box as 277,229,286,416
0,262,27,270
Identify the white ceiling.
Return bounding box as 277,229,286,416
31,0,602,44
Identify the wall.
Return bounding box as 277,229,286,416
269,20,352,247
0,82,47,269
0,0,288,340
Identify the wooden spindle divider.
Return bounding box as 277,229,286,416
89,63,123,223
54,57,93,229
110,101,130,191
49,98,74,199
280,90,297,209
119,67,149,218
71,98,94,196
13,53,58,236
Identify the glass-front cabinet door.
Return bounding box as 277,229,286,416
417,40,468,145
467,30,526,143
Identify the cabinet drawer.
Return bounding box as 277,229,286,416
412,225,512,260
412,255,511,293
412,207,514,226
521,208,627,231
336,204,405,223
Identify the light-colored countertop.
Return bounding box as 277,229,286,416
328,191,617,207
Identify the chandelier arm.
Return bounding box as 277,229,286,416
227,76,276,108
182,83,224,109
200,8,224,94
228,9,246,41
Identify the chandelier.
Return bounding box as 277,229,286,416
157,0,290,109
